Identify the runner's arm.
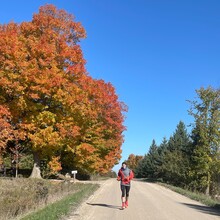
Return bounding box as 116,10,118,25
117,170,121,181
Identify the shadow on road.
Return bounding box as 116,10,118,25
181,203,220,217
87,203,121,210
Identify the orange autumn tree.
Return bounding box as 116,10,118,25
0,4,127,177
0,106,13,164
0,105,26,172
64,75,127,174
0,5,83,177
0,4,86,178
125,154,143,171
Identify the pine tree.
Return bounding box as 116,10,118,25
189,87,220,194
157,137,168,179
162,121,191,186
134,140,159,178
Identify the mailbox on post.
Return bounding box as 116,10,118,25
71,170,77,181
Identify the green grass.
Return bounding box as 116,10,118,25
21,183,99,220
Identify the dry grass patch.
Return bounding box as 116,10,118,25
0,178,96,220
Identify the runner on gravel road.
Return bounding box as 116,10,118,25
117,162,134,209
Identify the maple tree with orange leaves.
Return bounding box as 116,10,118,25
125,154,143,171
0,4,127,177
0,106,13,164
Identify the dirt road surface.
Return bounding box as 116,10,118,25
67,178,220,220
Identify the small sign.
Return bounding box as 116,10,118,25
71,170,77,182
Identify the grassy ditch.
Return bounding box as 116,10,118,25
143,178,220,208
156,181,220,208
21,183,99,220
0,178,99,220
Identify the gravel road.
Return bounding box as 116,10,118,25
66,178,220,220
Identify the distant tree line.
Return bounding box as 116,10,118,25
127,87,220,196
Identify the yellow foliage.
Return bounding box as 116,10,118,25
48,156,62,174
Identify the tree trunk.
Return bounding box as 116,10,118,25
205,172,210,195
0,154,3,165
30,152,42,178
15,150,19,178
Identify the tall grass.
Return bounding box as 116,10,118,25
21,183,98,220
0,178,99,220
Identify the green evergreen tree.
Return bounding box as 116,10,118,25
147,140,160,178
188,87,220,195
157,137,168,179
135,154,148,178
162,121,191,186
135,140,159,178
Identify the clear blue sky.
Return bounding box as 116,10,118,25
1,1,220,171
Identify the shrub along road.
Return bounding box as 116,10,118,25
66,178,220,220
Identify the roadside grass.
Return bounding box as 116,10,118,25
144,179,220,208
0,178,99,220
20,183,99,220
